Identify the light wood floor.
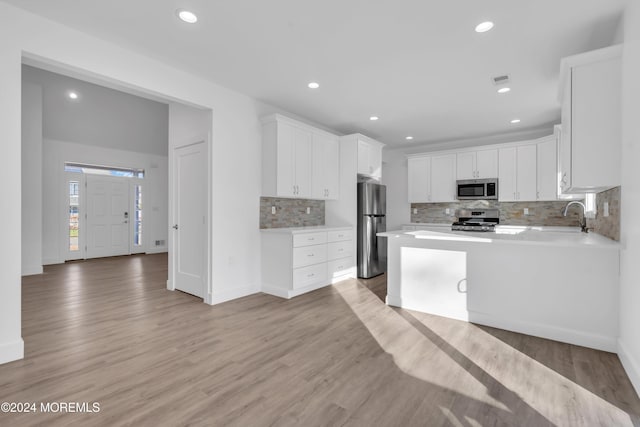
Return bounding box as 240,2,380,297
1,254,639,426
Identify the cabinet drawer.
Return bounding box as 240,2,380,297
327,229,353,242
327,257,354,281
293,232,327,247
293,245,327,268
328,241,352,261
293,263,327,289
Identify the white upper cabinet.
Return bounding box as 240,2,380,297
498,145,537,202
311,132,339,200
262,114,339,200
559,45,622,193
407,154,456,203
357,136,384,179
536,135,558,201
456,149,498,179
430,154,457,202
408,157,431,203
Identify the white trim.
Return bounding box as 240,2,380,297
468,311,617,353
207,284,260,305
618,339,640,398
22,265,43,276
0,338,24,365
262,282,331,300
166,279,174,291
145,248,168,255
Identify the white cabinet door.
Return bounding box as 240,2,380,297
276,122,296,197
408,157,431,203
357,140,370,175
456,152,475,179
476,149,498,178
559,82,572,193
498,147,517,201
537,136,557,201
357,139,382,179
311,133,339,200
516,145,537,201
293,127,312,198
430,154,457,202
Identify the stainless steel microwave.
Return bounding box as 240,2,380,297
456,179,498,200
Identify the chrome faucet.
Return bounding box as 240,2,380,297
562,201,588,233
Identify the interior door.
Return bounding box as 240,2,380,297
86,175,130,258
173,141,206,298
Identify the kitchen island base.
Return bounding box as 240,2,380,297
382,229,619,352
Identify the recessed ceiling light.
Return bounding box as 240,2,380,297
177,9,198,24
68,91,79,100
498,87,511,94
308,82,320,89
510,119,521,124
369,116,379,121
406,136,414,141
475,21,494,33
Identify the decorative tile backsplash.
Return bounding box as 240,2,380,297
586,186,620,241
260,197,325,229
411,187,621,241
410,199,583,227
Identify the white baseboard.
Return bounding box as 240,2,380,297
262,281,332,299
22,265,43,276
145,248,168,254
618,339,640,398
42,257,62,266
0,338,24,365
208,284,260,305
166,279,174,291
468,311,617,353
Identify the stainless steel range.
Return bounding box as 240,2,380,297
451,209,499,232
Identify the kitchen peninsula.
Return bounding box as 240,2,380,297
378,226,620,352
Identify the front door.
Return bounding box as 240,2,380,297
86,175,130,259
173,141,206,298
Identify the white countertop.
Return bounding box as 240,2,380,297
379,226,619,249
261,225,352,234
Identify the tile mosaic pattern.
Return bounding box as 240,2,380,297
410,199,584,227
260,197,325,229
587,186,620,241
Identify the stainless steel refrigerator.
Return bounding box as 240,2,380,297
357,182,387,278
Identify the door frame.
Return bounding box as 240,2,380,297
167,133,212,304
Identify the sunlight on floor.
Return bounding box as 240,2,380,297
333,280,635,426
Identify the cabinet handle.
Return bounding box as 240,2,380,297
517,192,520,200
338,248,343,252
308,237,315,241
537,191,540,200
307,253,315,257
513,192,516,200
307,273,315,277
337,265,343,269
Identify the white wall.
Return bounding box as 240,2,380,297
22,82,43,276
0,2,266,364
618,1,640,396
41,139,169,264
381,150,410,231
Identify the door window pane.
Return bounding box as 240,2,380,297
134,185,143,246
69,181,80,251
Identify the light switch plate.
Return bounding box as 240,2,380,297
524,208,529,215
604,202,609,217
413,208,418,215
306,207,311,214
271,206,276,215
445,208,450,215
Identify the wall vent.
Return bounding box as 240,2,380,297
492,74,511,86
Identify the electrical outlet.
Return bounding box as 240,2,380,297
413,208,418,214
306,207,311,214
445,208,450,215
271,206,276,215
524,208,529,216
604,202,609,217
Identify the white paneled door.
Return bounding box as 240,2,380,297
86,175,130,259
172,141,206,299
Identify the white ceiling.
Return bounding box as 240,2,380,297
23,65,169,155
7,0,627,148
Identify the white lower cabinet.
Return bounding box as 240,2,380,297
261,226,354,299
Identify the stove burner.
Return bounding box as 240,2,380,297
451,208,499,232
